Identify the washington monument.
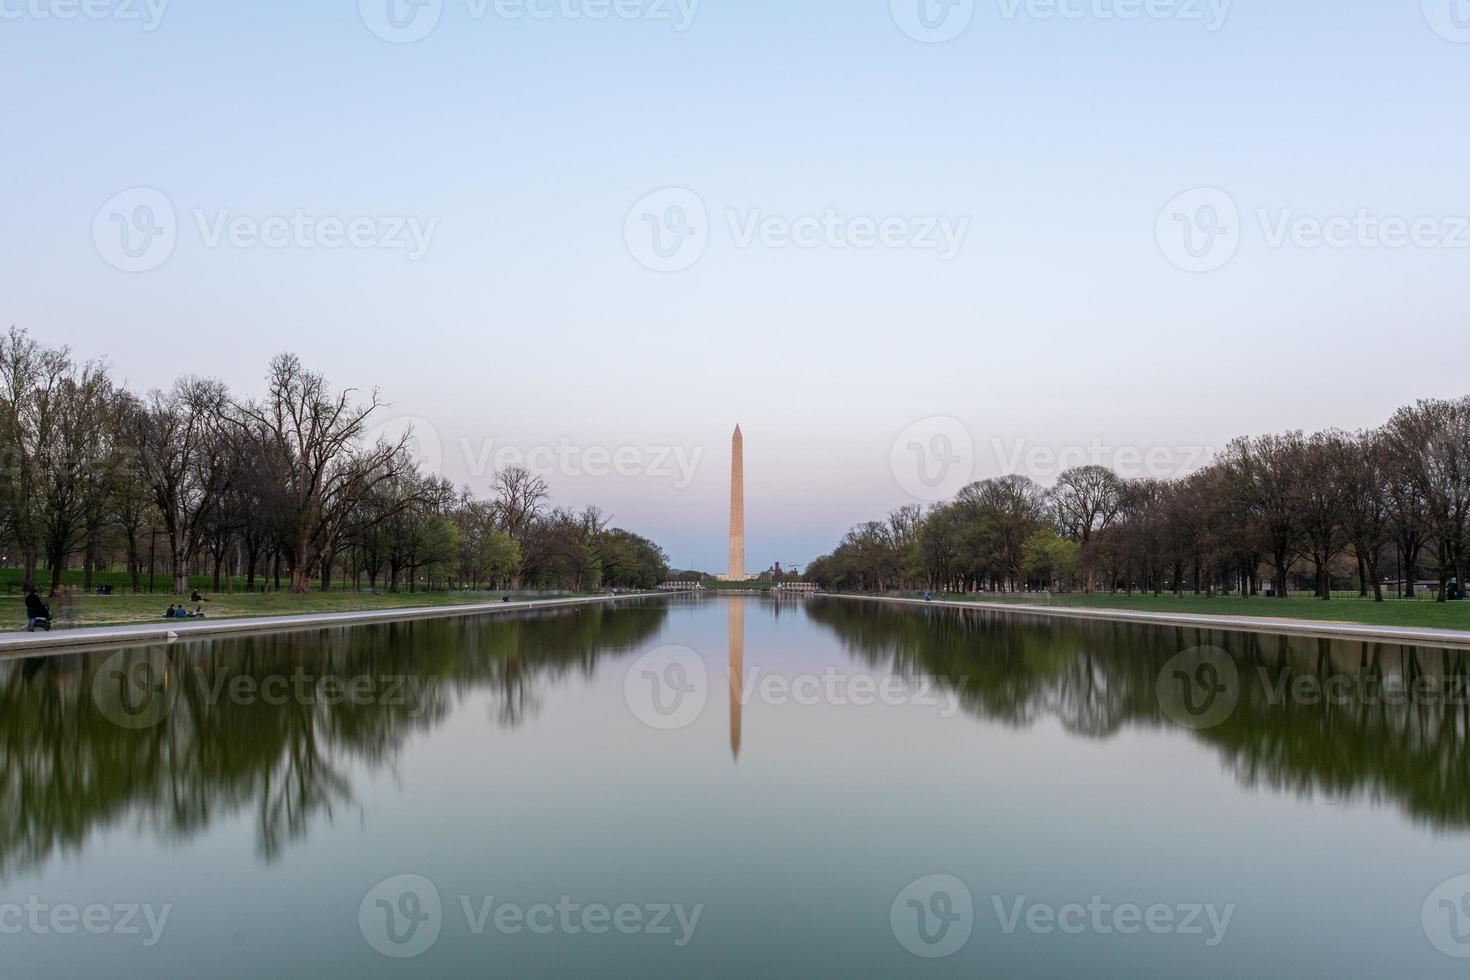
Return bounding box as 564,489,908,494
724,425,746,581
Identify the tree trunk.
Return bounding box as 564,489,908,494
48,553,64,596
169,520,189,595
1438,542,1449,603
126,531,141,593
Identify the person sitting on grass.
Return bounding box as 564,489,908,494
174,606,189,619
164,605,177,619
25,591,50,632
190,590,210,603
188,606,205,618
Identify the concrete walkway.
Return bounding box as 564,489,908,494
0,593,668,658
818,593,1470,650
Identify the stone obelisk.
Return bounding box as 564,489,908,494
727,425,745,581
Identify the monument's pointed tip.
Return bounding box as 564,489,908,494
733,424,742,435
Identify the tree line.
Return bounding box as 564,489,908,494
0,328,670,595
807,396,1470,602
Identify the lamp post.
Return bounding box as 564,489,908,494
147,529,164,594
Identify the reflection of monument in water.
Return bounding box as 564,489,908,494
728,596,744,761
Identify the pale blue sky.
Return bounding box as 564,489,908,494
4,0,1469,570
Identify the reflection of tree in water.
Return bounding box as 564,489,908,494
0,600,666,881
806,601,1470,832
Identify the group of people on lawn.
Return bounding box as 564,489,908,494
165,590,211,620
21,587,214,632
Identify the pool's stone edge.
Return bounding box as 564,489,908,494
817,593,1470,650
0,592,692,657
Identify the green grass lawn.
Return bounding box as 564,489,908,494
2,588,590,631
0,567,387,596
938,591,1470,630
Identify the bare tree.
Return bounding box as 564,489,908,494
1224,432,1305,599
1385,399,1470,601
0,328,71,590
128,377,234,594
1051,465,1123,592
1330,430,1391,602
231,354,409,593
38,360,117,594
490,466,549,586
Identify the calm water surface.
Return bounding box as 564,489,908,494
3,595,1469,977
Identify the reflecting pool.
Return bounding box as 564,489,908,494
3,595,1468,976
